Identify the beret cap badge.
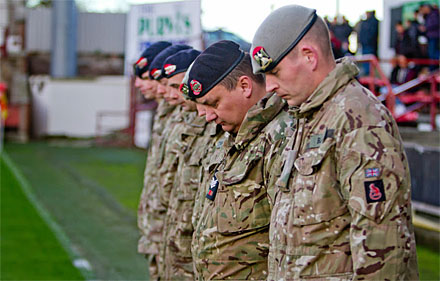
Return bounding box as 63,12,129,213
164,64,177,75
151,68,162,80
179,83,189,96
135,57,148,69
190,80,202,96
252,46,272,71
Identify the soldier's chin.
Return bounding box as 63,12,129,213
142,92,154,100
221,123,236,133
168,100,183,106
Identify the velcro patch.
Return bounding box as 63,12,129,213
364,180,386,203
206,173,219,201
307,134,324,149
365,167,380,178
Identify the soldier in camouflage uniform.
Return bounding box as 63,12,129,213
182,40,294,280
150,48,210,280
180,64,228,233
136,43,191,280
134,41,171,279
251,5,419,280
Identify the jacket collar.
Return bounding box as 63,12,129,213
292,57,359,118
233,92,286,150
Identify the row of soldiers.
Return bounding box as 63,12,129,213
134,5,419,281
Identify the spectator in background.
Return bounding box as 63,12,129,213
332,16,353,56
388,54,423,116
419,3,439,70
329,29,344,59
394,21,419,58
359,10,379,74
411,9,428,57
390,54,420,86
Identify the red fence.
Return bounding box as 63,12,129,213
352,55,439,129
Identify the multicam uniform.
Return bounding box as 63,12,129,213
137,99,175,278
269,58,418,280
153,104,196,277
162,119,223,280
192,128,226,232
192,92,293,280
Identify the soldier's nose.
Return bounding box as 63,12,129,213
157,85,166,94
134,77,142,88
205,111,217,122
265,76,278,93
196,104,206,117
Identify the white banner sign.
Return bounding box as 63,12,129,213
125,0,202,75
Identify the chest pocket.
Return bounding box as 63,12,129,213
216,143,271,234
291,138,348,225
178,136,209,201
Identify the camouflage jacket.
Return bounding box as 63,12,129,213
162,119,223,280
192,92,293,280
158,106,199,211
269,58,419,280
138,99,176,255
192,128,227,232
145,105,196,277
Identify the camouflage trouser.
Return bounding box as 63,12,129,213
138,170,167,278
146,254,159,281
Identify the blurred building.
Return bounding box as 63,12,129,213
203,29,251,51
0,1,250,143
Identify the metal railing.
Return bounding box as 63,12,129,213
351,55,440,129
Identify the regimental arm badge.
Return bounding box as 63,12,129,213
364,180,386,203
252,46,273,71
190,79,202,96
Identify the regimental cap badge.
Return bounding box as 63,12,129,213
151,68,162,80
252,46,273,71
135,57,148,69
179,83,189,96
190,79,202,96
164,64,177,76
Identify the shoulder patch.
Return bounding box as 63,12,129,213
365,167,380,178
364,180,386,203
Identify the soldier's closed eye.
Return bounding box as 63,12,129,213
201,98,218,108
210,100,219,109
170,83,180,89
268,69,278,75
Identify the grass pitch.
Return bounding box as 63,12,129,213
1,153,85,280
3,141,149,280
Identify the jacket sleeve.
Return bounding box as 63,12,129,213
338,126,418,280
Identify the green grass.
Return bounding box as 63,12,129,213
417,244,440,281
3,141,149,280
1,154,85,280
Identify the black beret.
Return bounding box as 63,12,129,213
162,49,201,79
148,44,192,80
185,40,244,100
133,41,171,78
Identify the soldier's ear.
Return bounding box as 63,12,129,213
237,76,252,99
300,44,318,71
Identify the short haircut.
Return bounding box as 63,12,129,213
289,16,334,60
218,53,265,91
